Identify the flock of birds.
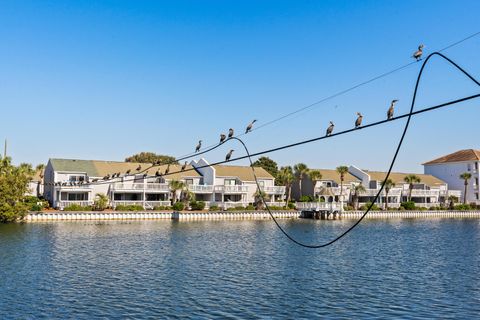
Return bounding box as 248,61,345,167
48,45,425,187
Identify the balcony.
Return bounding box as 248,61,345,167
111,200,171,209
55,184,92,190
188,185,214,193
409,190,439,197
214,185,249,193
112,183,169,192
260,186,286,194
314,186,349,195
361,188,403,197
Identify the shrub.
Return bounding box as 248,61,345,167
115,204,143,211
287,202,296,209
24,196,48,211
454,204,472,211
64,204,92,211
30,204,43,212
190,201,206,211
343,205,354,211
209,205,219,211
359,202,380,211
246,204,255,210
401,201,416,210
172,202,185,211
299,195,314,202
93,193,109,211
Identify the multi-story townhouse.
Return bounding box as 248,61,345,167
423,149,480,204
43,158,286,210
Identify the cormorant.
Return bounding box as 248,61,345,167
245,120,257,134
326,121,335,136
228,128,234,138
413,44,424,61
220,134,226,143
355,112,363,128
181,161,187,171
195,140,202,153
387,99,398,120
136,165,141,171
225,149,234,161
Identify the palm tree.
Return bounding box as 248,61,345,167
448,195,458,209
278,166,294,204
404,174,421,201
351,184,366,210
459,172,472,204
308,170,322,200
382,179,395,210
293,163,309,198
94,193,109,211
169,180,185,204
35,164,45,197
253,189,270,210
336,166,349,206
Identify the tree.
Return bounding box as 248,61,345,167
382,179,395,210
277,166,294,204
293,163,309,198
308,170,322,199
35,164,45,197
0,157,31,223
252,157,278,180
448,195,458,210
336,166,349,205
253,189,270,210
351,184,366,210
404,174,421,201
459,172,472,204
94,193,109,211
125,152,177,165
169,180,186,204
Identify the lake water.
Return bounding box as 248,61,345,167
1,218,479,319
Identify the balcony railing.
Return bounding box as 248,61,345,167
260,186,286,194
56,200,94,209
314,186,350,195
55,184,92,189
296,202,341,211
360,188,403,197
214,185,249,193
111,200,171,209
188,185,214,193
112,183,169,192
409,190,439,197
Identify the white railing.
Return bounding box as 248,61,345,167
266,201,286,207
112,183,169,192
55,184,92,189
112,201,145,207
215,185,249,193
56,200,94,209
261,186,286,194
188,185,214,193
360,188,403,196
315,187,350,196
296,202,341,211
440,190,462,198
144,201,171,209
409,190,439,197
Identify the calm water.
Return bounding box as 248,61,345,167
1,218,479,319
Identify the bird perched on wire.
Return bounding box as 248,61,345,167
413,44,424,61
326,121,335,136
228,128,234,138
245,120,257,134
220,134,226,144
195,140,202,153
164,164,170,175
225,150,234,161
155,170,161,177
355,112,363,128
136,165,141,171
181,161,187,171
387,99,398,120
126,169,131,175
143,173,148,179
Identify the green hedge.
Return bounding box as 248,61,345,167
115,204,144,211
172,202,185,211
64,204,92,211
189,201,206,211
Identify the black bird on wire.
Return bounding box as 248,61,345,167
136,165,141,171
165,164,170,175
326,121,335,136
225,149,234,161
126,169,131,175
228,128,234,138
387,99,398,120
355,112,363,128
195,140,202,153
143,173,148,179
155,170,161,177
413,44,424,61
245,120,257,134
181,161,187,171
220,134,226,144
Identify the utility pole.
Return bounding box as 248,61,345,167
3,139,6,158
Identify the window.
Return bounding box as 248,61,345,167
69,175,85,182
61,192,88,201
258,181,265,188
476,178,479,186
467,164,472,171
476,193,479,200
185,179,193,185
224,179,236,186
476,162,479,171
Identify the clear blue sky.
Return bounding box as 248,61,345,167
1,0,479,173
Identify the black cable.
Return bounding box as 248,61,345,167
230,52,480,249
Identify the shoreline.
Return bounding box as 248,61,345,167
23,210,480,222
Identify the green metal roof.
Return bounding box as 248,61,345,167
49,159,100,176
